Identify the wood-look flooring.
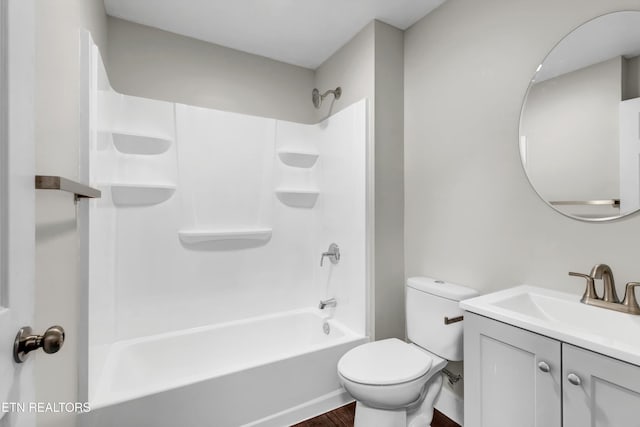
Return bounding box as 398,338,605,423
291,402,460,427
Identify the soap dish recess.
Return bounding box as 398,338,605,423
277,150,319,168
178,228,272,244
112,131,172,155
275,189,319,208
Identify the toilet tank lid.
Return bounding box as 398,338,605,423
407,277,478,301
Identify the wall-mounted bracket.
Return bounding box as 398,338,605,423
35,175,101,203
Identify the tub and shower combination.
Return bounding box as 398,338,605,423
80,35,369,426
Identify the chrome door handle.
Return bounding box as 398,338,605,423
567,373,581,386
538,361,550,373
13,325,65,363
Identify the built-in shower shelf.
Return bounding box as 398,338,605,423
111,131,173,155
110,183,176,206
178,228,273,244
277,149,319,168
275,188,320,208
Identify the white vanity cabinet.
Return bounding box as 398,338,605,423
464,312,640,427
563,343,640,427
464,312,561,427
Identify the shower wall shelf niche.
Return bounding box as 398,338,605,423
111,131,173,155
275,188,320,208
178,228,273,244
110,183,176,206
277,149,319,168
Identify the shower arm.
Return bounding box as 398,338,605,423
319,88,341,100
312,86,342,108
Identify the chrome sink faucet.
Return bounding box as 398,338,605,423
569,264,640,315
319,298,337,309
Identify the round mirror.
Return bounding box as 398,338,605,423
519,11,640,221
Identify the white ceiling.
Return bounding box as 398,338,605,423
103,0,446,69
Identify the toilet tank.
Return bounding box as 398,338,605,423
406,277,478,361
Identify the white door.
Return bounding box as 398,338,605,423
563,344,640,427
0,1,36,426
619,97,640,215
464,312,562,427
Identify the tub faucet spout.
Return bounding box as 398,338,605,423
319,298,337,309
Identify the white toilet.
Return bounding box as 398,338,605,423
337,277,478,427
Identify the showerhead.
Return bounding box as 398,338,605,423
312,87,342,109
312,88,321,108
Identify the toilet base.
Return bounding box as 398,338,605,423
352,374,443,427
354,403,406,427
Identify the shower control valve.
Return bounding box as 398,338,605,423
320,243,340,267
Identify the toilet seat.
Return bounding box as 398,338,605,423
338,338,433,385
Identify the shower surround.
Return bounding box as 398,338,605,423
81,37,369,426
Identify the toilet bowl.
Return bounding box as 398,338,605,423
337,277,477,427
338,339,447,427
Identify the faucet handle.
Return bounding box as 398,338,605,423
622,283,640,314
569,272,599,302
320,243,340,267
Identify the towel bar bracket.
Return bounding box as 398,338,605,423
35,175,101,202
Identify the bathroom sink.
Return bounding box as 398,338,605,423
460,285,640,366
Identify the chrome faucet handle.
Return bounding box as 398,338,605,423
622,283,640,314
320,253,327,266
590,264,619,303
569,272,599,302
320,243,340,267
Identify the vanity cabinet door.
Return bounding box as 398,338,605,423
563,344,640,427
464,312,562,427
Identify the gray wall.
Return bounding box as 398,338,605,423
313,22,375,122
405,0,640,301
623,55,640,99
34,1,108,426
315,21,405,340
372,22,405,340
107,17,315,124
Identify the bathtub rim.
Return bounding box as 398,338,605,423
90,307,367,408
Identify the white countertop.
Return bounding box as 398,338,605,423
460,285,640,366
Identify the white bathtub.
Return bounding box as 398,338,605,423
82,308,367,427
